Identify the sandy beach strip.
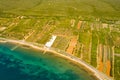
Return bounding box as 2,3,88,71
0,38,112,80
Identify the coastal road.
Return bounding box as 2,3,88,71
0,38,112,80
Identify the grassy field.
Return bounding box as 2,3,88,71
0,0,120,17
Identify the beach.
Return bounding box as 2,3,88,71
0,38,112,80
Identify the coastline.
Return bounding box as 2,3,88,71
0,38,112,80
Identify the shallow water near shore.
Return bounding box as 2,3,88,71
0,42,98,80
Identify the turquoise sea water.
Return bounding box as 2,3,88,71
0,42,98,80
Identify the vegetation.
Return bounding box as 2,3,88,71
91,31,98,67
0,0,120,17
114,56,120,80
0,0,120,80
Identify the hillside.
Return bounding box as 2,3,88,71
0,0,120,17
0,0,120,80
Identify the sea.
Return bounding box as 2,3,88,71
0,41,98,80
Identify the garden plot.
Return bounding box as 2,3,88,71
1,18,37,39
52,36,70,51
66,36,78,54
114,56,120,80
